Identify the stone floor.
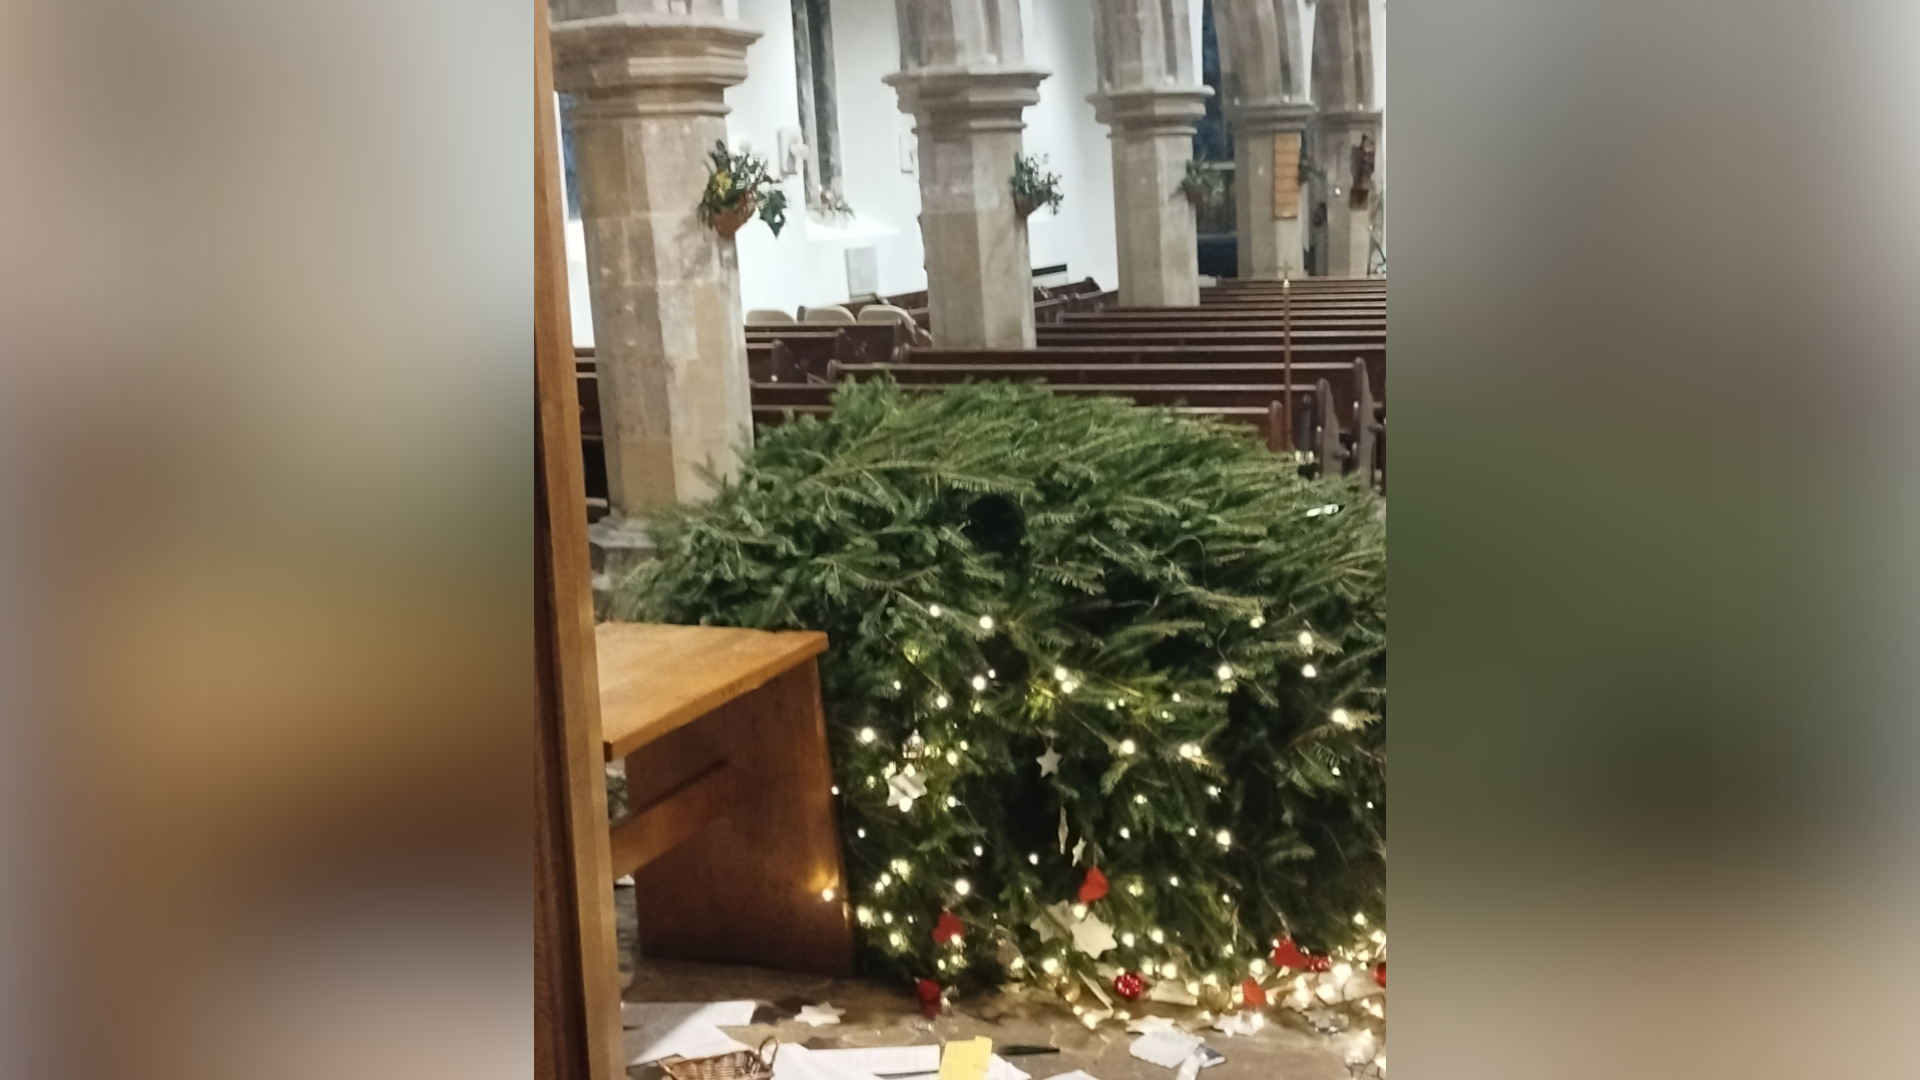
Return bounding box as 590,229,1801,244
622,953,1367,1080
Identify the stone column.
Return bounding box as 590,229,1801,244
549,9,761,566
1229,102,1315,280
1090,92,1209,307
1315,109,1382,277
886,67,1048,349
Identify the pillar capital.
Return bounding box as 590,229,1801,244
1226,100,1317,135
550,13,760,116
883,66,1048,133
1088,85,1211,136
1313,107,1382,135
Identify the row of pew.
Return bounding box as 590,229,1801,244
577,276,1385,520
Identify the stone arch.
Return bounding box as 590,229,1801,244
1310,0,1373,110
1211,0,1306,108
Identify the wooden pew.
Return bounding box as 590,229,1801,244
898,345,1384,405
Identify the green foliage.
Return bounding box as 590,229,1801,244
616,381,1385,1001
1010,153,1065,217
1181,159,1226,209
699,140,789,237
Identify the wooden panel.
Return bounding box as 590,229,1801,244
595,623,829,760
628,662,856,976
1273,132,1302,220
607,761,739,879
535,0,623,1074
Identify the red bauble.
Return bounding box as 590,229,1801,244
1271,934,1332,972
916,978,944,1018
1078,866,1109,905
1112,971,1146,1001
1374,961,1386,988
1241,978,1267,1008
932,911,965,945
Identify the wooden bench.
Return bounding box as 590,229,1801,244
597,621,854,976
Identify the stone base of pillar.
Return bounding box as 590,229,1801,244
1314,109,1383,279
1227,103,1316,281
887,66,1048,349
588,514,658,607
1093,87,1211,308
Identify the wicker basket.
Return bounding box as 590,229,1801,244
710,198,758,239
658,1038,778,1080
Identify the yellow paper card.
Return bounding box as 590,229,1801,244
938,1037,993,1080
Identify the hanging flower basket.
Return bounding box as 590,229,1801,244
1181,159,1225,210
1009,153,1063,220
697,141,788,239
711,197,757,239
1012,194,1037,219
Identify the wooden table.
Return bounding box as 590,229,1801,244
596,622,853,977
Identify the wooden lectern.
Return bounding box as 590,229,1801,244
596,622,854,976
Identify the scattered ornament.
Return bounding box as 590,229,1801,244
1112,970,1146,1001
1147,979,1199,1006
1240,978,1267,1008
1126,1014,1180,1034
1283,976,1317,1012
932,911,965,945
1306,1009,1347,1035
1129,1028,1205,1069
794,1002,845,1026
1071,838,1087,865
1212,1011,1266,1038
902,731,926,760
1374,961,1386,988
886,771,927,812
1031,901,1074,943
1058,807,1070,853
1314,980,1344,1005
1078,972,1114,1009
1342,1029,1380,1066
1069,910,1118,958
1342,970,1384,1002
1078,866,1109,904
916,978,944,1018
1036,746,1062,777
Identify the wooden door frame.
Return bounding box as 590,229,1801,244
534,0,625,1076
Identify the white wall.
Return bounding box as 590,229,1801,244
567,0,1124,343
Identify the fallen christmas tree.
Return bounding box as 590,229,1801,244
615,381,1385,1012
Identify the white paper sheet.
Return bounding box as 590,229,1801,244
802,1046,1027,1080
1039,1072,1104,1080
1128,1029,1204,1069
620,1000,760,1064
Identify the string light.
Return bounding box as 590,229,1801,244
1029,853,1040,865
1216,664,1234,681
937,959,947,972
947,750,960,764
1204,973,1220,987
1250,615,1265,628
960,740,969,750
891,859,910,877
1119,739,1137,755
1121,932,1136,947
1171,693,1182,703
1215,829,1233,848
1160,710,1172,719
868,776,879,788
1178,743,1200,759
1301,664,1317,678
947,796,959,807
893,680,902,690
1298,631,1313,647
1366,801,1375,809
978,615,994,630
830,786,839,795
1071,903,1088,920
1331,766,1341,776
859,728,877,744
1061,680,1077,694
955,879,971,896
1053,666,1069,682
1207,785,1220,797
971,676,987,691
1119,827,1131,839
857,907,873,925
973,845,984,856
928,605,942,617
1107,701,1118,710
882,912,894,923
1042,957,1061,974
1129,882,1145,897
1150,928,1165,944
1168,875,1180,886
1134,794,1148,805
934,694,950,709
857,829,866,838
1010,956,1025,971
1159,961,1178,978
1250,958,1269,977
889,931,904,947
1353,913,1367,926
1332,708,1353,728
1187,827,1198,837
821,888,836,902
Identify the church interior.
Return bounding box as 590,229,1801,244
538,0,1385,1077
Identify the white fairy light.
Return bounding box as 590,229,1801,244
1207,785,1221,797
937,959,947,971
1301,664,1317,678
1366,801,1375,809
947,796,959,807
1119,827,1131,839
1150,928,1165,944
1251,615,1265,628
882,911,894,923
928,604,942,617
935,694,950,709
820,887,836,902
1298,631,1313,647
1187,827,1197,837
876,873,892,888
1250,958,1268,976
947,750,960,765
1121,932,1136,947
960,740,970,750
955,879,971,896
1071,903,1088,919
859,727,877,743
1134,794,1148,805
1353,912,1367,926
979,615,994,630
1332,962,1354,982
1168,875,1180,887
1107,701,1118,710
889,931,904,947
1119,739,1137,755
1061,680,1078,694
1129,882,1144,897
857,907,873,925
1216,664,1234,681
1332,708,1353,728
831,785,839,795
1215,829,1233,848
1042,957,1061,974
1204,972,1220,987
857,828,866,838
1160,711,1172,720
893,680,903,690
1331,766,1341,776
1159,961,1178,978
1171,693,1182,703
1178,743,1199,759
1009,956,1025,970
970,675,987,692
1053,666,1070,682
1029,852,1040,865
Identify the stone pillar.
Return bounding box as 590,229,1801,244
1315,109,1382,277
549,9,761,565
886,67,1048,349
1229,102,1315,280
1095,89,1210,306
